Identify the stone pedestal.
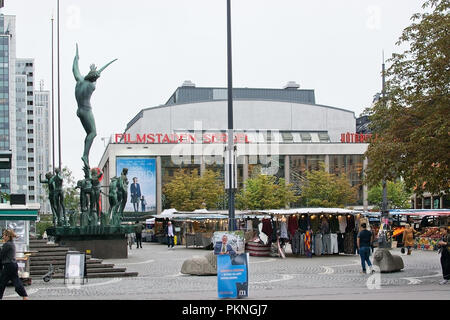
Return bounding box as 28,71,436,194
46,225,134,259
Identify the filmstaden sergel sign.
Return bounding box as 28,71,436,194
114,133,251,144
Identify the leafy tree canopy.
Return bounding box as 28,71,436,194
365,0,450,195
163,169,224,211
236,174,299,210
368,180,412,209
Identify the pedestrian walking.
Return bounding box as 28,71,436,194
165,221,175,249
0,229,28,300
357,223,374,274
402,224,417,255
127,232,135,250
134,221,143,249
437,226,449,285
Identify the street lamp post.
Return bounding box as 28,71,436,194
226,0,236,231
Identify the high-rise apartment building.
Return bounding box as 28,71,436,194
16,58,36,202
34,85,51,213
0,14,16,195
0,13,51,212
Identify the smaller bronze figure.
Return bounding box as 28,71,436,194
53,168,67,227
108,177,120,226
118,168,129,216
40,172,57,226
90,168,103,223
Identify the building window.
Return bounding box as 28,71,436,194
28,177,34,182
300,133,312,142
27,101,33,106
281,132,293,143
28,186,35,191
28,148,34,153
29,195,35,201
318,133,330,142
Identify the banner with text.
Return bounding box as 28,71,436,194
217,253,249,299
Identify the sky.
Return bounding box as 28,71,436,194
3,0,424,181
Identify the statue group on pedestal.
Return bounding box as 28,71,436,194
40,44,125,228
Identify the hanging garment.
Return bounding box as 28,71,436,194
305,230,312,257
344,232,355,254
258,223,269,245
331,233,339,254
310,215,320,233
288,215,299,238
338,215,347,233
252,218,260,230
320,218,330,234
322,233,332,254
346,215,355,233
280,221,289,240
337,233,345,253
271,219,278,242
291,230,299,254
262,219,273,237
246,219,253,231
314,234,323,256
298,216,309,232
299,233,305,256
329,216,340,233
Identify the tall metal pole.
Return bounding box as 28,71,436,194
227,0,235,231
51,15,56,173
57,0,62,170
380,51,390,248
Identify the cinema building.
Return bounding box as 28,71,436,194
98,81,371,214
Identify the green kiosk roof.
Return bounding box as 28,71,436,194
0,204,40,221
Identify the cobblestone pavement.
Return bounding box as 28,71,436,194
4,243,449,300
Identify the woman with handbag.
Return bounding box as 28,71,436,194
437,226,450,285
0,229,28,300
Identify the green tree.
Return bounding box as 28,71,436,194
236,174,299,210
301,163,357,208
368,180,412,209
163,169,224,211
365,0,450,195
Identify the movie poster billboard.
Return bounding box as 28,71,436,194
116,157,156,212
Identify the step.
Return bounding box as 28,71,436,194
52,272,138,279
29,243,61,248
30,254,92,261
30,251,69,257
30,268,125,276
28,247,72,253
31,263,115,272
29,258,102,267
29,240,48,244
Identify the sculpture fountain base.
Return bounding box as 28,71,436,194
46,225,135,259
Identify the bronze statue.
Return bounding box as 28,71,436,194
108,177,120,226
40,172,57,226
118,168,129,215
53,168,66,226
90,168,103,223
73,44,117,168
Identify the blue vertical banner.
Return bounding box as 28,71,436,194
116,157,156,212
217,253,249,299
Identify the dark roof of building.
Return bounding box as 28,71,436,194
164,86,316,106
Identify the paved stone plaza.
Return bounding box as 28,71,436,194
4,242,449,300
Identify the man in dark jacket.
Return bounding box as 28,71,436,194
134,221,144,249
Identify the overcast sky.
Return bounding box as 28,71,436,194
3,0,424,181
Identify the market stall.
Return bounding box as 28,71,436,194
152,209,228,248
363,209,450,250
0,203,39,285
235,208,365,257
